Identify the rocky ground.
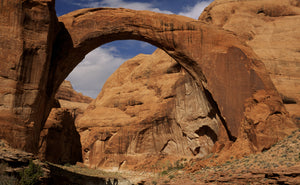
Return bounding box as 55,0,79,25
1,128,299,184
0,139,131,185
0,0,300,184
142,129,300,184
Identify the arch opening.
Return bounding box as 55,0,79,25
66,40,157,98
46,38,224,169
39,6,286,168
0,0,293,166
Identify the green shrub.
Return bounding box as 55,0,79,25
64,163,71,167
174,160,184,170
19,161,43,185
161,170,168,175
168,174,175,179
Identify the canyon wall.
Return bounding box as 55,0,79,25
0,0,296,162
77,49,229,169
76,0,300,169
199,0,300,125
0,0,59,153
38,80,92,164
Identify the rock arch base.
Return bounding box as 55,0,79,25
0,0,296,155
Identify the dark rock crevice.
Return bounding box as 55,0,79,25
195,125,218,143
203,88,237,142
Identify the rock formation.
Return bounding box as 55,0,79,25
76,0,300,169
0,0,60,153
38,108,82,165
0,0,297,163
199,0,300,125
55,80,93,115
77,49,228,169
38,80,92,164
56,80,93,104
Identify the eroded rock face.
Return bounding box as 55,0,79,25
0,0,296,158
38,80,92,164
58,7,296,155
56,80,93,104
56,80,93,115
77,49,227,169
199,0,300,125
38,108,82,164
0,0,59,153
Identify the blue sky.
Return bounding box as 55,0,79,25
55,0,213,98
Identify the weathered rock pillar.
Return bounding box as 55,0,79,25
0,0,58,153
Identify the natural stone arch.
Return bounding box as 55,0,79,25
53,7,282,140
51,8,205,91
0,1,294,154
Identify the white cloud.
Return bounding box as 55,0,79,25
66,47,128,98
179,0,213,20
140,42,153,49
74,0,173,14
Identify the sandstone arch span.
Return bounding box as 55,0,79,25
0,0,295,154
54,8,286,140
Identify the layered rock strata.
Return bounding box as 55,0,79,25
77,49,228,169
0,0,296,160
38,80,92,164
56,80,93,104
0,0,59,153
199,0,300,125
55,80,93,115
38,108,82,164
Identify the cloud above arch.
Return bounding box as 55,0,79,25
66,47,128,98
74,0,173,14
179,0,213,19
64,0,213,98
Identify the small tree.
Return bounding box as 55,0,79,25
19,161,43,185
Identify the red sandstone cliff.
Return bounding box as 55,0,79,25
0,0,297,173
199,0,300,125
38,81,93,164
56,80,93,104
74,0,300,170
38,108,82,164
76,49,228,169
55,80,93,115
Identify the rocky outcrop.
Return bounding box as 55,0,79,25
38,108,82,165
56,80,93,115
0,140,34,167
77,49,228,169
0,0,296,160
56,80,92,104
0,140,129,185
199,0,300,125
204,165,300,184
0,0,60,153
58,8,289,144
38,80,92,164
